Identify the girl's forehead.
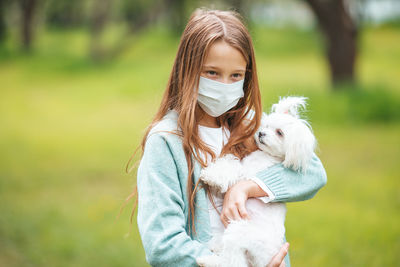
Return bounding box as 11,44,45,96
203,40,246,71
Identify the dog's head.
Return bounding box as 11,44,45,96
255,96,316,172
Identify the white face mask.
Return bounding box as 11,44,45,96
197,76,245,117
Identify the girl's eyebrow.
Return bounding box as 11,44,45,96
202,65,219,69
203,65,246,72
233,69,246,73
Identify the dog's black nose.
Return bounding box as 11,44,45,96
258,132,266,138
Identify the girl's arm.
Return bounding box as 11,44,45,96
220,154,327,226
137,134,212,267
254,154,327,202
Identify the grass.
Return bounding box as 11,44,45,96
0,24,399,266
288,124,400,266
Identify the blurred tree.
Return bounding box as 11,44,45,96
304,0,358,87
121,0,162,33
166,0,186,34
88,0,164,61
0,0,9,41
226,0,245,13
89,0,113,61
226,0,249,19
121,0,186,34
88,0,187,61
225,0,255,29
19,0,38,51
45,0,86,28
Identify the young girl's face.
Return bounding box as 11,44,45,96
201,40,247,84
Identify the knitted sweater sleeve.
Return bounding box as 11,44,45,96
255,154,327,202
137,133,212,267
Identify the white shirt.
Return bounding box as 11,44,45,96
198,125,275,237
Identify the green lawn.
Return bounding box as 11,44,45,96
0,25,399,266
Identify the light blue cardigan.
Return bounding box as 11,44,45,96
137,110,327,267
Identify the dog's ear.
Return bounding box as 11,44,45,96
271,96,307,118
260,112,269,126
282,121,316,172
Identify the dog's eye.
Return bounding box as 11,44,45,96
276,129,284,137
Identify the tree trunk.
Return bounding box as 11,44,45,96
89,0,112,61
305,0,358,87
19,0,36,51
166,0,186,34
0,0,7,41
226,0,246,16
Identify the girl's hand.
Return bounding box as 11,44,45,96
266,243,289,267
220,180,267,227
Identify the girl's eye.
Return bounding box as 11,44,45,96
207,71,217,76
276,129,284,137
232,73,242,79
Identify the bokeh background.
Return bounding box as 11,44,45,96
1,0,399,266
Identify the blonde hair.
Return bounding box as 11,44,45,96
127,8,262,235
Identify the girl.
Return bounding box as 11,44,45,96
136,8,327,267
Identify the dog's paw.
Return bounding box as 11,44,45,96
196,254,223,267
200,154,243,193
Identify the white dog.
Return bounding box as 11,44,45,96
197,96,317,267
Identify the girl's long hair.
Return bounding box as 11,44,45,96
127,8,262,235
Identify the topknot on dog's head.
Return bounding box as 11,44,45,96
271,96,308,118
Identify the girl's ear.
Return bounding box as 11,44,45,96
282,122,316,172
271,96,308,118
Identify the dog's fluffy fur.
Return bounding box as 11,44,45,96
197,96,317,267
